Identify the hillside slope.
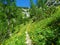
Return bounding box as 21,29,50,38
2,6,60,45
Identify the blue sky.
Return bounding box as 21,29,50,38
16,0,37,8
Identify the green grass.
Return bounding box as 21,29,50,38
26,6,60,45
2,24,26,45
2,6,60,45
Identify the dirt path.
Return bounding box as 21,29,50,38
25,31,32,45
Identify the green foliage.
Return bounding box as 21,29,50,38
0,0,25,43
27,7,60,45
2,25,26,45
37,0,47,8
0,20,8,42
30,0,57,22
0,0,60,45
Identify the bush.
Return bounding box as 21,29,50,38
27,7,60,45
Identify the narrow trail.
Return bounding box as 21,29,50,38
25,31,32,45
23,9,32,45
